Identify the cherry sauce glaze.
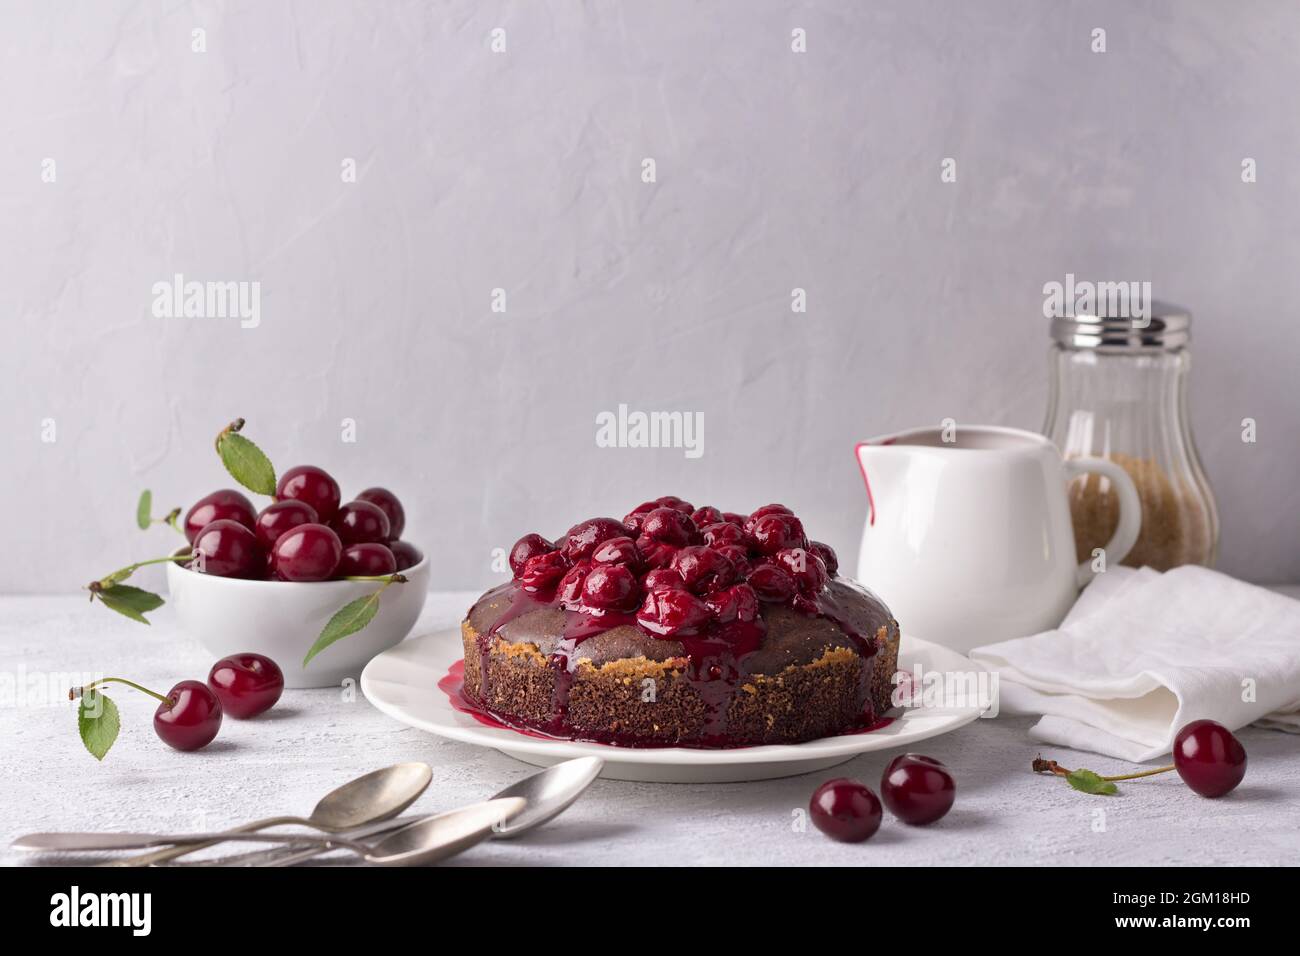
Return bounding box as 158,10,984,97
454,498,897,748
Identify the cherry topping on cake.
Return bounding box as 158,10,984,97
509,534,555,578
701,521,748,548
713,544,752,578
590,536,642,570
637,587,713,636
640,507,696,547
563,518,630,561
721,511,747,526
704,583,758,624
669,546,737,595
643,568,686,590
389,540,423,571
776,547,828,594
810,779,883,843
750,513,807,555
1173,719,1247,798
809,540,839,576
519,551,570,592
881,753,956,825
183,489,257,544
636,536,680,570
748,562,797,602
582,564,641,611
332,500,391,546
745,503,793,529
355,487,405,540
690,506,723,528
557,562,591,606
654,495,694,514
337,542,397,577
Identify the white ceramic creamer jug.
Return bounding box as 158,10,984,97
854,425,1141,653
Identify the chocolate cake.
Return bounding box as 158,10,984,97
459,497,900,747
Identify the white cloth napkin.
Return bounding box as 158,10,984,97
969,566,1300,762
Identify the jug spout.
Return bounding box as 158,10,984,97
853,440,908,527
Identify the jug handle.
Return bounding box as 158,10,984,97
1063,456,1142,588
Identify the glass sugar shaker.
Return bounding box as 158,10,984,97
1043,301,1219,571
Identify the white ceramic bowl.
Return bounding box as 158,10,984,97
166,556,430,688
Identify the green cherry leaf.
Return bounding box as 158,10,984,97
1067,769,1119,796
217,432,276,496
136,490,152,530
78,691,121,761
304,591,382,666
96,584,165,624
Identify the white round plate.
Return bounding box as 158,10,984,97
361,628,986,782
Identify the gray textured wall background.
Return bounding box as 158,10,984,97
2,0,1297,596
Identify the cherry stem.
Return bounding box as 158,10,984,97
216,417,245,452
1032,756,1176,781
89,553,191,592
343,573,408,585
71,677,171,708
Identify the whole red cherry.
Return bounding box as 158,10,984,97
356,487,405,540
254,499,319,551
1173,719,1247,798
276,465,342,523
810,778,882,843
337,542,397,577
881,753,955,825
153,680,223,751
389,540,423,571
332,500,391,546
270,523,343,582
207,653,284,719
191,519,263,578
184,490,257,543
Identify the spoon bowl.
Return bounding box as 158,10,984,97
310,762,434,831
364,798,526,866
490,757,603,838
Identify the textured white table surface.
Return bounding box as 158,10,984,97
3,591,1298,867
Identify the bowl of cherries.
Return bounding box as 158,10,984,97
165,467,429,688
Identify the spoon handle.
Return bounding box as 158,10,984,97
99,815,303,868
14,827,359,854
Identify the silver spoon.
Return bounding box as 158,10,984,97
12,797,522,865
14,762,433,863
183,756,605,867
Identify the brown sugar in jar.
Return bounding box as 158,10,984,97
1044,302,1219,572
1067,452,1212,571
